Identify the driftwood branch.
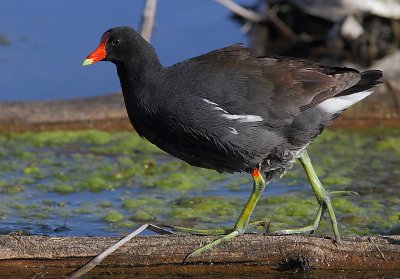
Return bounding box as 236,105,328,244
215,0,296,38
68,224,172,279
139,0,158,42
214,0,264,22
265,6,297,39
0,234,399,277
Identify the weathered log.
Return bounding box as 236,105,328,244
0,234,399,275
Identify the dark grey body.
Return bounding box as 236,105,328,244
105,27,381,174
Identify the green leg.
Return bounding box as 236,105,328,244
273,149,357,242
183,167,269,260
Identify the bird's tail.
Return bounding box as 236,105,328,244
317,70,382,115
335,70,383,98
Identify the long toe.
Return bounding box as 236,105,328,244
184,229,242,261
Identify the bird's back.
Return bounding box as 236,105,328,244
134,45,382,173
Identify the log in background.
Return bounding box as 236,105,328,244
0,79,399,133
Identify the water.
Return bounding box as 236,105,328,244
0,128,398,237
0,0,250,101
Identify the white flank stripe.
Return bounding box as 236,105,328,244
202,98,219,106
203,98,228,113
318,90,372,114
203,98,263,123
214,107,229,114
229,127,238,135
222,114,264,123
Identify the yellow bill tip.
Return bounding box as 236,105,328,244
82,58,94,67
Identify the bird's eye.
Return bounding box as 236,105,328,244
111,39,120,46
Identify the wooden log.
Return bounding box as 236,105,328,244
1,234,399,272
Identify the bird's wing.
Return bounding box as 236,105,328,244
164,44,361,129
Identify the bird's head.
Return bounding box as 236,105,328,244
83,26,148,67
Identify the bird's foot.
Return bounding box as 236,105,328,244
270,203,324,237
182,220,268,262
184,228,244,261
169,167,269,261
271,190,358,243
161,219,270,236
160,224,234,235
160,219,271,261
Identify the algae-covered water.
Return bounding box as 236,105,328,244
0,127,399,237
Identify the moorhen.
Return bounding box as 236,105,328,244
83,26,382,258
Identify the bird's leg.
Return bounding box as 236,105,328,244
162,168,270,235
184,167,269,260
273,149,357,242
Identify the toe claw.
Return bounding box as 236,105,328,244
183,253,193,263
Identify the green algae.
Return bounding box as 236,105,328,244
122,197,165,210
98,200,113,208
260,195,316,220
331,198,363,214
52,184,75,194
144,172,203,191
142,164,223,192
82,175,114,192
375,137,400,154
103,210,124,223
129,210,154,221
33,212,49,219
22,166,40,174
122,197,166,222
168,196,240,224
72,207,94,215
0,128,398,236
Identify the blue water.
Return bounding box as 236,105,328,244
0,0,250,101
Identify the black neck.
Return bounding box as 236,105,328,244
116,59,164,106
115,47,165,136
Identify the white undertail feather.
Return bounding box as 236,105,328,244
229,127,239,135
318,90,373,114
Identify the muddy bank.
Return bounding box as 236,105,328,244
0,82,399,133
0,94,131,132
